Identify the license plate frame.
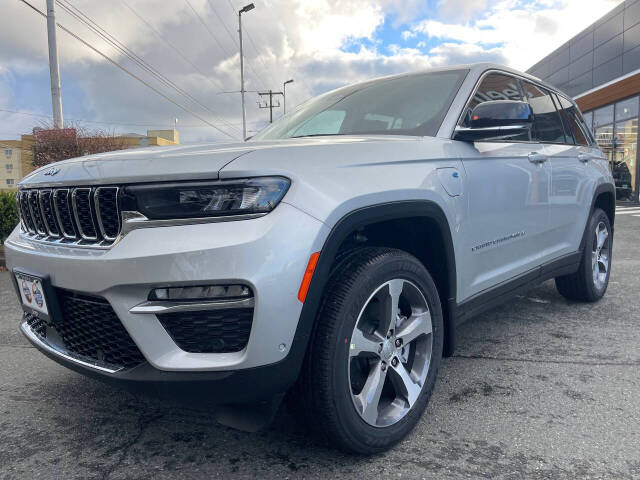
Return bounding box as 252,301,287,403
12,270,62,323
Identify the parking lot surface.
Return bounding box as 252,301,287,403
1,210,639,479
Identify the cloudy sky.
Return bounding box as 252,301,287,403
0,0,623,143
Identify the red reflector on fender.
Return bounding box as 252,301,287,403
298,252,321,303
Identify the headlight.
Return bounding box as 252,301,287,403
121,177,290,220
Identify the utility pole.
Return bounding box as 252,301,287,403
283,79,294,115
238,4,255,141
46,0,63,129
257,90,283,123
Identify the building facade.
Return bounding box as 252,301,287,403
527,0,640,202
0,129,179,191
0,135,35,190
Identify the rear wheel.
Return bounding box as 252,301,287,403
299,247,443,453
555,208,612,302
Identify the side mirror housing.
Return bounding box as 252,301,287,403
454,100,533,142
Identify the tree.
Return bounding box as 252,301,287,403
0,190,18,244
33,123,128,168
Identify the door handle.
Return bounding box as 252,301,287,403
528,152,548,164
578,153,591,163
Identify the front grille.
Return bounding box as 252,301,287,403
17,186,120,247
28,190,47,235
25,289,145,369
72,188,98,239
158,309,253,353
39,190,59,237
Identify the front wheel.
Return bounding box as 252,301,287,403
556,208,612,302
299,247,443,453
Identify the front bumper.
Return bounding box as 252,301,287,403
19,317,295,403
5,203,329,377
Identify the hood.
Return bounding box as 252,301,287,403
18,136,408,187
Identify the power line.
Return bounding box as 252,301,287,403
257,90,283,123
120,1,224,95
56,0,242,137
17,0,238,139
184,0,266,91
225,0,279,88
206,0,274,89
0,107,266,129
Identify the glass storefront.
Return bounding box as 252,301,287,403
583,96,640,202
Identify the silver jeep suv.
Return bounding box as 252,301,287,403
6,63,614,453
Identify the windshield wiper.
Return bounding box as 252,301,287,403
289,133,346,139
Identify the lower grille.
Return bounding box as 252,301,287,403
157,309,253,353
25,289,145,369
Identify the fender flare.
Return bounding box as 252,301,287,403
579,182,615,252
282,200,458,387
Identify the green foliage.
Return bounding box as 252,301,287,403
0,190,19,244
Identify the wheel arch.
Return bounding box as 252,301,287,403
292,200,458,372
580,182,615,252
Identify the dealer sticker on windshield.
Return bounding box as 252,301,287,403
15,273,49,316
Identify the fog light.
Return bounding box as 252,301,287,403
150,284,252,301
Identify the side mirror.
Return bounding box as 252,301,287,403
454,100,533,142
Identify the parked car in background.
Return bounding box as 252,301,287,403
5,63,614,453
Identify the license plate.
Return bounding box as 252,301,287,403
15,272,49,316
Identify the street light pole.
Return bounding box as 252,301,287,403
283,79,294,115
46,0,63,129
238,4,254,141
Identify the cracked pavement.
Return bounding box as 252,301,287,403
1,214,639,479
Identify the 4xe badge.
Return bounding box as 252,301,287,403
43,167,60,176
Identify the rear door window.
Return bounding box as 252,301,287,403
521,81,566,144
556,95,590,146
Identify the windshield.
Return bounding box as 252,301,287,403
253,69,468,140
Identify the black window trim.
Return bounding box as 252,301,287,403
555,93,593,146
550,91,570,145
453,68,594,147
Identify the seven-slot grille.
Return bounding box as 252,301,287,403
17,187,121,247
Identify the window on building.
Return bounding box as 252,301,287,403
586,96,640,202
521,81,565,143
5,179,14,186
4,148,12,157
6,163,13,171
593,104,614,129
615,97,639,123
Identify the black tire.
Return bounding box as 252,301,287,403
298,247,444,454
555,208,612,302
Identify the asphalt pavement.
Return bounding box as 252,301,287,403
1,210,639,479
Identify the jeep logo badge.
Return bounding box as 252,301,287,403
43,167,60,176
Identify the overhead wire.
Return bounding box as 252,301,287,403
205,0,276,89
120,1,226,95
56,0,242,136
0,107,263,129
17,0,238,139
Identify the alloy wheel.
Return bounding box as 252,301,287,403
348,279,433,427
592,221,610,290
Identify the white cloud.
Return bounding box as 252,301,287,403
437,0,490,22
0,0,625,143
411,0,622,70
